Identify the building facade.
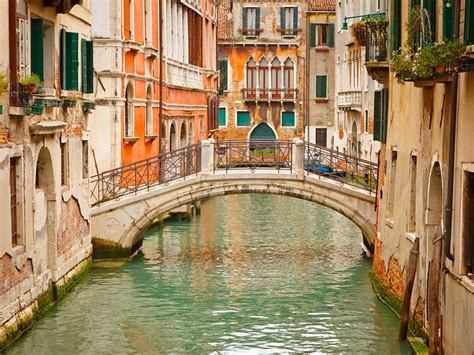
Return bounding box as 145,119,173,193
90,0,218,173
373,0,474,353
333,0,387,161
0,0,94,348
216,0,307,141
306,0,336,147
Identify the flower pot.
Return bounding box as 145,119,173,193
63,99,77,108
435,64,446,74
20,83,37,94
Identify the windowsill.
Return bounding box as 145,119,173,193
405,232,417,243
314,98,329,103
124,137,139,144
145,134,158,143
385,218,395,229
281,34,297,39
461,276,474,294
314,46,330,52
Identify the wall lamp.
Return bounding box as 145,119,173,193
341,12,387,31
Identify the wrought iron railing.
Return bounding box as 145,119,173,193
90,143,201,205
304,142,378,193
365,20,389,62
213,140,293,172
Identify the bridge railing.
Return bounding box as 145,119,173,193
304,142,378,193
212,140,293,172
90,143,202,205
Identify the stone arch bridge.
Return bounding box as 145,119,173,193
90,140,378,258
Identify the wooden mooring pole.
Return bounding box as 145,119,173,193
399,237,420,340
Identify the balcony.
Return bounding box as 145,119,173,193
166,59,203,90
337,90,362,109
364,20,390,85
242,88,297,102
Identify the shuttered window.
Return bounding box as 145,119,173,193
316,75,327,98
218,59,228,95
391,0,402,52
282,111,295,127
31,19,44,81
310,24,334,47
236,111,250,126
243,7,260,35
423,0,436,42
280,7,298,35
61,29,79,91
81,39,94,93
465,0,474,43
373,89,389,143
218,107,226,127
443,0,454,40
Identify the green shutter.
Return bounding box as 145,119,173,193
243,8,247,29
310,24,317,47
466,0,474,43
60,29,67,89
65,32,79,91
87,40,94,93
280,8,285,30
237,111,250,126
31,19,44,81
392,0,401,52
328,24,335,47
373,91,382,142
293,7,298,30
381,88,389,143
81,39,88,93
423,0,436,42
218,60,228,94
218,108,226,126
282,112,295,126
443,0,454,40
316,75,327,98
255,8,260,31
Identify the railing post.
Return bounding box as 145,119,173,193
292,138,304,177
201,139,214,175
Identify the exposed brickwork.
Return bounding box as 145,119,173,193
0,126,9,144
0,254,33,295
217,0,232,40
309,0,336,12
373,238,404,299
57,198,90,257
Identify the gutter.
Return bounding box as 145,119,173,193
444,0,460,262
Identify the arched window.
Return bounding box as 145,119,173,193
161,122,167,153
180,121,187,147
271,57,281,99
146,85,153,136
189,121,194,145
125,83,134,137
170,122,177,151
283,58,295,99
245,57,257,99
258,57,269,98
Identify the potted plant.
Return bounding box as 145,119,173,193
391,47,415,81
432,40,466,74
0,69,7,95
351,21,366,46
19,73,41,94
63,96,78,108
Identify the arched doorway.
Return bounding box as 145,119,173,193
351,120,358,156
161,122,167,153
169,122,177,151
249,123,277,141
426,162,443,354
189,121,194,145
35,147,57,275
180,121,187,147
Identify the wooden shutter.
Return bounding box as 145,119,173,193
218,60,228,93
328,24,335,47
243,8,247,30
218,108,226,126
282,112,295,126
31,19,44,81
87,40,94,93
381,88,389,143
316,75,327,98
293,7,298,30
466,0,474,43
60,29,66,89
373,91,382,142
391,0,401,52
443,0,454,40
255,8,260,31
81,39,88,93
65,31,79,91
310,24,316,47
423,0,436,42
280,8,285,30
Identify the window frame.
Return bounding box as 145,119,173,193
236,110,251,127
281,111,296,128
218,106,227,127
242,7,260,36
315,74,328,99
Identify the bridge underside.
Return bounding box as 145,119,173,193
91,171,376,258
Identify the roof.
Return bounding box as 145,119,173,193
309,0,336,12
218,0,233,41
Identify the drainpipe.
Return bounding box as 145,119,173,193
159,0,163,154
444,0,460,262
9,0,17,107
305,10,310,141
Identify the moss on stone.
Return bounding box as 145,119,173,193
53,258,92,300
36,289,54,315
408,337,429,355
92,237,131,259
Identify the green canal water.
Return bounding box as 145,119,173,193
7,194,410,354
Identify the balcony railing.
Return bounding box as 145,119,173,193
337,90,362,108
365,20,389,62
166,59,203,90
242,88,297,101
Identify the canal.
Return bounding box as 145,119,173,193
6,194,409,354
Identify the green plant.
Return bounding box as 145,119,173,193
0,68,7,94
431,40,466,67
413,45,436,79
406,6,433,51
19,73,41,86
390,47,415,78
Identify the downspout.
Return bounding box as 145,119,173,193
9,0,17,106
305,10,310,140
444,0,460,262
159,0,163,154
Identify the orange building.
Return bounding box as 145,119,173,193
91,0,218,172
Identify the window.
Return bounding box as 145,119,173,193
271,57,281,98
81,39,94,94
373,89,388,143
17,17,30,79
282,111,295,127
280,7,298,35
10,158,20,247
283,58,295,98
316,75,327,99
245,57,257,98
218,59,228,95
146,85,153,136
443,0,454,40
125,83,134,137
208,96,218,131
463,170,474,275
391,0,401,52
124,0,134,40
258,57,269,98
365,110,369,133
242,7,260,36
188,10,203,67
30,18,55,88
310,24,335,47
82,141,89,179
465,0,474,43
316,128,327,147
423,0,436,42
337,112,340,129
218,107,227,127
407,155,417,233
387,150,398,218
60,29,79,91
236,111,250,126
61,142,68,186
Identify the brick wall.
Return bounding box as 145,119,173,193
373,238,404,299
0,126,9,145
0,254,33,295
57,198,90,257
